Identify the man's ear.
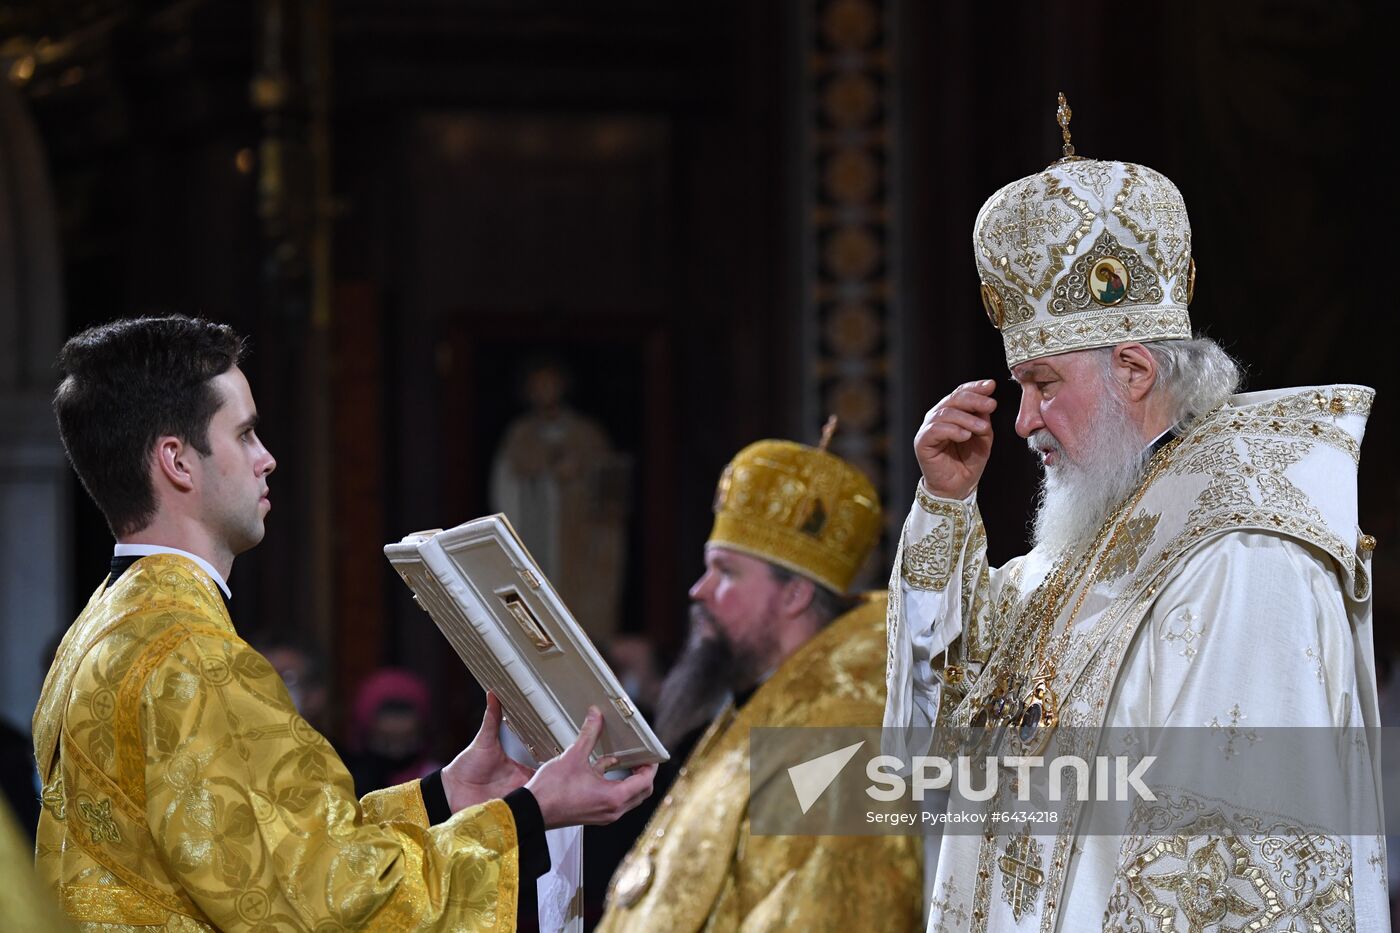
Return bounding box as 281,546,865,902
154,436,197,493
1111,342,1158,403
780,575,817,619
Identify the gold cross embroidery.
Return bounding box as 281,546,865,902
1161,609,1203,660
1369,847,1386,885
1206,704,1260,760
986,186,1072,281
928,879,970,932
40,773,65,821
78,798,121,844
998,828,1045,922
1099,511,1161,581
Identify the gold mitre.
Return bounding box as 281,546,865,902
707,420,881,594
975,93,1196,368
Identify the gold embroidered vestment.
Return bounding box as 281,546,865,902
32,554,519,931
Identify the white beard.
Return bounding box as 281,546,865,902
1029,390,1150,560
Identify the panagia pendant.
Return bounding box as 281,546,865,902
1013,677,1059,755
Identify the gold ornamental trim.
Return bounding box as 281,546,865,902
1002,307,1191,368
60,882,171,926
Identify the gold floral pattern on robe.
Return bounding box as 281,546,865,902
32,554,518,932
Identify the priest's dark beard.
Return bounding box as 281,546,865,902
652,604,764,748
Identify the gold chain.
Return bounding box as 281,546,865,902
1028,435,1184,683
960,435,1184,725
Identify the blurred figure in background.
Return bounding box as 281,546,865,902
491,357,631,642
346,667,443,792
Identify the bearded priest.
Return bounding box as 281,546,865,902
600,431,923,932
883,96,1387,931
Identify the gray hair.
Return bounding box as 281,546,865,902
1146,337,1243,430
1095,337,1242,432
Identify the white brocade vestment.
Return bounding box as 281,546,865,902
883,385,1389,932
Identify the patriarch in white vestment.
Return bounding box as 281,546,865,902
884,95,1388,932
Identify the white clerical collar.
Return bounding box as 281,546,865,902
112,543,232,599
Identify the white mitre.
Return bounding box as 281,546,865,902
974,93,1196,368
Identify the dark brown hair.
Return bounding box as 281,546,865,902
54,315,246,536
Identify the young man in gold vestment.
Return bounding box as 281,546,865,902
597,436,923,933
34,316,656,931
